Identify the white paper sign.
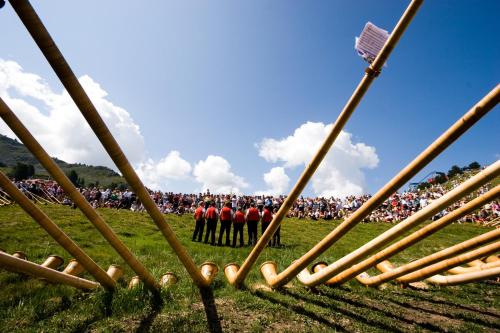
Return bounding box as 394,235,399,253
355,22,390,63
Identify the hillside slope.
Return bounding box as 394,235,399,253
0,134,125,187
0,205,498,332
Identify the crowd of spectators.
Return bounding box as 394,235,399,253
6,170,499,226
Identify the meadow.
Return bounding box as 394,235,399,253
0,204,498,332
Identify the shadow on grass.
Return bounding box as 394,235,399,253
136,292,163,333
199,287,223,333
249,288,349,332
291,288,431,332
379,294,500,330
317,285,500,332
69,291,114,333
374,287,500,329
286,288,413,332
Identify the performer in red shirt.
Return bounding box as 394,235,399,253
232,206,246,247
245,202,260,246
218,201,233,246
204,202,218,245
261,205,273,246
192,201,205,242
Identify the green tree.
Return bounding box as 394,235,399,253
66,169,85,187
417,182,431,190
468,161,481,170
117,183,128,191
447,165,463,178
10,163,35,180
434,172,447,184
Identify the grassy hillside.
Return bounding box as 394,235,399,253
0,204,498,332
0,134,126,187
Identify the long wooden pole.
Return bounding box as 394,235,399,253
322,184,500,285
426,266,500,286
9,0,208,288
398,241,500,283
0,97,161,293
225,0,425,287
356,228,500,286
0,251,100,290
0,190,12,204
0,171,116,289
447,260,500,274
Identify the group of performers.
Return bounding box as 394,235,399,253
192,200,281,247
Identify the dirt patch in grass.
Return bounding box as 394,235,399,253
190,298,326,332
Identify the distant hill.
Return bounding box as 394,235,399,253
0,134,127,188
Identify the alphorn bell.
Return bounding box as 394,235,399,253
260,261,278,285
41,255,64,269
12,251,27,260
200,262,219,285
160,272,178,287
486,255,499,263
311,262,328,273
128,276,140,289
62,259,85,276
106,265,124,282
224,263,240,284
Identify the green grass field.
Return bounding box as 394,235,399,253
0,204,499,332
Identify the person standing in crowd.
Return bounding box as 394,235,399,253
204,201,218,246
261,204,273,246
192,201,205,242
257,198,264,212
246,202,260,246
232,206,246,247
271,208,281,247
218,201,233,246
231,195,238,212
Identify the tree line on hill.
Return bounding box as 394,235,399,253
5,162,128,190
417,161,481,190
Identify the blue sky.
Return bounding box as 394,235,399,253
0,1,498,196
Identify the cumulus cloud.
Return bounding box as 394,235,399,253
135,151,192,190
193,155,248,194
0,59,145,167
257,121,378,197
0,59,203,192
255,167,290,196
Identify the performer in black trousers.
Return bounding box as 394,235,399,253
204,202,218,245
232,207,246,247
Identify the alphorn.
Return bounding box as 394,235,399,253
0,170,116,289
9,0,210,288
356,228,500,286
398,241,500,284
0,251,99,290
226,0,425,287
0,96,161,293
293,163,499,286
318,183,500,286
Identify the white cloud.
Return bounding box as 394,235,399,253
135,151,192,190
193,155,248,194
0,59,145,168
257,121,379,197
0,59,199,192
255,167,290,196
